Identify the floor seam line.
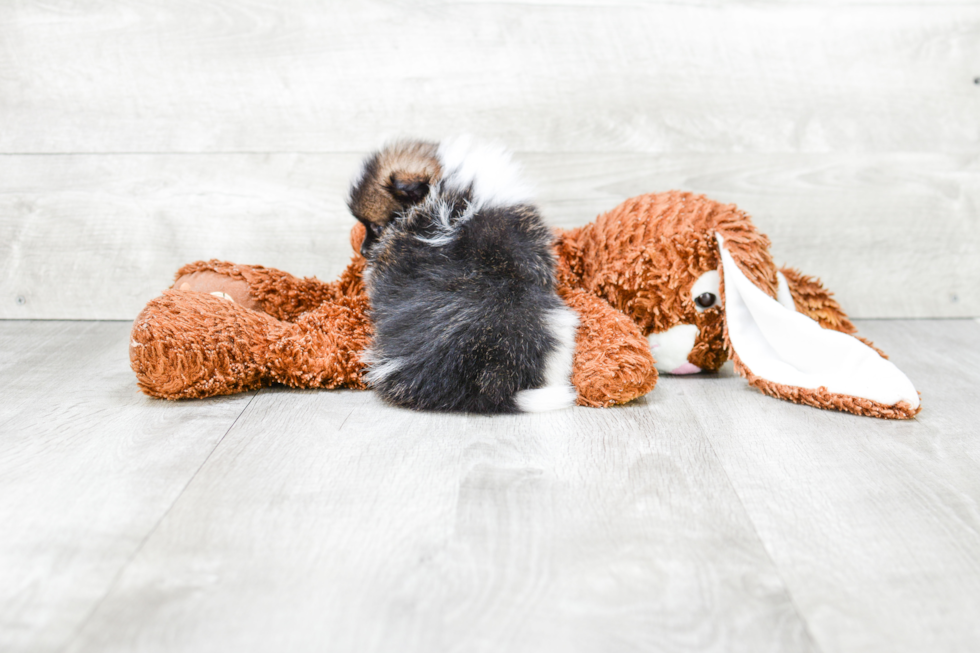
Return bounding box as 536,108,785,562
682,385,826,653
57,390,260,652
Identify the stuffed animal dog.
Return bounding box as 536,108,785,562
554,191,920,419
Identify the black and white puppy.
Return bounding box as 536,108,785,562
347,137,578,414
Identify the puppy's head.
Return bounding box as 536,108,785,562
348,140,441,257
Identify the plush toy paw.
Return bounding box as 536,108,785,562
561,288,658,407
130,289,281,399
130,287,373,400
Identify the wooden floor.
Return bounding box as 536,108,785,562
0,319,978,652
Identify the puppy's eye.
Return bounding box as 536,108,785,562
370,223,382,236
695,292,717,309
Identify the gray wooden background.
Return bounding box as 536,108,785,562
1,1,978,320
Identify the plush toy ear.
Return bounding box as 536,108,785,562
716,234,920,419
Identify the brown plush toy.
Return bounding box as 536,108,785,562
131,191,919,418
554,191,920,419
130,223,659,408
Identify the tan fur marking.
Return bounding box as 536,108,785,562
348,140,440,228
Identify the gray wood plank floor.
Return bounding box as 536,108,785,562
1,319,978,652
0,322,255,653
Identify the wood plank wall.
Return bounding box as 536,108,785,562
1,1,978,320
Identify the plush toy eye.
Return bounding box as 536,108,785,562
695,292,717,309
690,269,721,313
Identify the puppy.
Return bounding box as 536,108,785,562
347,138,578,413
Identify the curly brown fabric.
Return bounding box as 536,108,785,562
556,191,777,337
130,290,280,399
267,294,372,391
174,259,352,322
729,351,920,420
778,266,856,334
688,309,727,372
130,286,372,399
559,288,658,407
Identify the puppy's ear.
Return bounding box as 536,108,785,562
717,234,919,419
389,174,430,205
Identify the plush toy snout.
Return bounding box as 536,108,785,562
648,324,701,374
652,267,801,376
648,268,712,374
649,269,729,375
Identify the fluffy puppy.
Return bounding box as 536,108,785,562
347,138,578,414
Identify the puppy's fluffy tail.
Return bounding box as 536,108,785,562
514,305,579,413
515,385,578,412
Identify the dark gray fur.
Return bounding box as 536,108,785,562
350,155,567,414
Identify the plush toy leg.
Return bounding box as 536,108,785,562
560,288,658,407
130,290,282,399
131,290,372,400
265,295,372,391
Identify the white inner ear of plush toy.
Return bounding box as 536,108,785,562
717,234,919,409
775,271,796,310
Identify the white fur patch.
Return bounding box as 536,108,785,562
515,305,579,412
414,198,460,247
775,270,796,311
363,349,405,385
437,136,534,211
415,137,534,249
514,385,578,413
